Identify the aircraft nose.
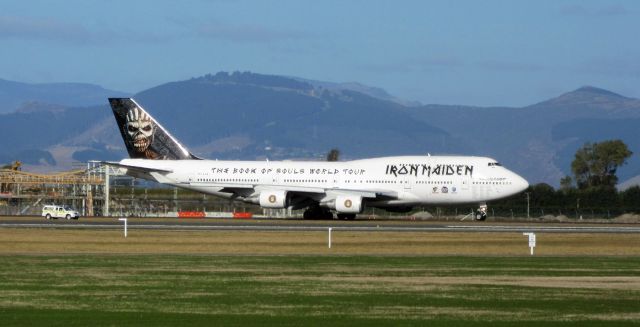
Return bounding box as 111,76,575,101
514,173,529,192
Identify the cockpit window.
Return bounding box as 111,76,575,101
488,162,502,167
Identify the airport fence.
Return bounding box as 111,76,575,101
2,185,640,220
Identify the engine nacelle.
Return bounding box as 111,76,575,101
259,190,288,208
335,195,362,214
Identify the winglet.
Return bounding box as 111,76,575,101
108,98,200,160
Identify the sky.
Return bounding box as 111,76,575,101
1,0,639,107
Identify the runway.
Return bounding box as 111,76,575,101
1,217,640,233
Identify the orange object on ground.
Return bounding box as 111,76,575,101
233,212,253,219
178,211,205,218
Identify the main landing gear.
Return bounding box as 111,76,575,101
302,205,356,220
303,205,333,220
336,213,356,220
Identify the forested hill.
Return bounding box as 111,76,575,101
132,72,459,159
0,71,638,187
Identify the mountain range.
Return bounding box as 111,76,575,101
0,78,128,114
0,72,638,188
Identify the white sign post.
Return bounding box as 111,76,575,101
119,218,128,238
523,232,536,255
328,227,332,249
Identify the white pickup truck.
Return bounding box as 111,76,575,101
42,205,80,220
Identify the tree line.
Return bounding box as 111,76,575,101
493,139,638,217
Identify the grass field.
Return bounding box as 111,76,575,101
2,228,640,256
0,228,639,325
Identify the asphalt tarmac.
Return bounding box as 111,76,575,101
1,216,639,233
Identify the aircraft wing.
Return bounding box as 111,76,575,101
251,185,399,202
252,185,397,199
196,182,399,202
325,188,398,199
100,161,174,183
193,183,395,199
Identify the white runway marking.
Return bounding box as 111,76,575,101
1,222,639,233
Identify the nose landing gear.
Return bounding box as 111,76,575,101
475,203,488,221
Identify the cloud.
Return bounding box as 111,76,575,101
0,15,177,46
359,57,547,74
358,56,463,73
572,57,640,78
416,57,463,68
475,60,545,73
0,15,94,44
196,22,309,43
560,4,629,17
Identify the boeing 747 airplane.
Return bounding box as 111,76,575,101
107,98,528,220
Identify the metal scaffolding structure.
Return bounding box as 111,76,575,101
0,162,112,216
0,161,288,218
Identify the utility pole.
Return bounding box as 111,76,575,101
173,187,178,213
104,164,110,217
525,192,530,218
577,198,581,220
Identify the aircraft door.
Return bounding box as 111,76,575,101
403,176,412,190
462,178,471,190
332,174,340,189
263,170,278,186
462,177,475,201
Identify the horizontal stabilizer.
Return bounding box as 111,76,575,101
100,161,173,174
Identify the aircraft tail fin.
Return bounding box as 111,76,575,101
108,98,199,160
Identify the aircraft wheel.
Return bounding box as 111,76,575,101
303,206,326,220
303,210,314,220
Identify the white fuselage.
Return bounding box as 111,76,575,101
120,155,529,209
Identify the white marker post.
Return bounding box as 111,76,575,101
523,232,536,255
328,227,332,248
119,218,128,238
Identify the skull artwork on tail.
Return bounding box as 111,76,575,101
125,107,157,158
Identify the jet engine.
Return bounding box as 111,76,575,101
335,195,362,214
259,190,288,208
